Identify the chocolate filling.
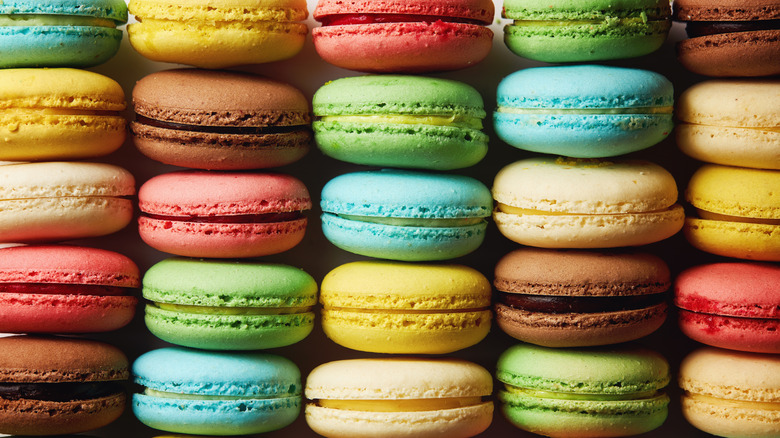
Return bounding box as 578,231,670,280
144,211,305,224
0,283,129,296
685,20,779,37
497,293,667,313
320,14,485,26
135,115,309,135
0,382,124,402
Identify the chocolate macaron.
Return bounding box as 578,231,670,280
673,0,780,77
494,248,670,347
0,335,129,435
131,69,311,169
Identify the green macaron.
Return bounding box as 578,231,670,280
142,258,317,350
313,75,488,170
496,343,670,438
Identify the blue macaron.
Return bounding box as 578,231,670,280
494,65,674,158
132,347,301,435
321,169,493,261
0,0,127,68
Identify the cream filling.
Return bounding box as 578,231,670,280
686,392,780,410
338,214,484,227
144,388,278,401
324,307,486,314
497,204,677,216
153,302,311,315
512,15,656,26
697,210,780,226
1,108,119,116
0,15,116,27
496,107,672,115
320,114,483,130
317,397,484,412
506,386,660,401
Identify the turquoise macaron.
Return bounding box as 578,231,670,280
313,75,488,170
142,258,317,350
133,347,301,435
0,0,127,68
496,343,671,438
495,65,674,158
321,169,493,261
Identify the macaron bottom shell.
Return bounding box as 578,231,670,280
321,213,487,261
0,27,122,68
0,392,126,435
133,393,300,435
0,293,136,333
684,218,780,262
678,309,779,354
677,30,780,77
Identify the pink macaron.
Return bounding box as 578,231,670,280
675,262,779,354
312,0,495,72
138,171,311,258
0,245,139,333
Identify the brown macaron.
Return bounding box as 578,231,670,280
131,68,311,170
673,0,780,77
494,248,670,347
0,335,129,435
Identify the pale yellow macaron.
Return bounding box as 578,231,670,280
128,0,308,68
492,157,685,248
685,164,780,261
676,79,779,170
0,68,126,161
319,261,491,354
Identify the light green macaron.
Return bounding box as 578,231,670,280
142,258,317,350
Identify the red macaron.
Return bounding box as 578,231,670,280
312,0,495,72
675,262,780,354
138,171,311,258
0,245,139,333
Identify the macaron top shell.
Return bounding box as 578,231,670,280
130,0,308,22
673,0,780,21
0,161,135,201
0,245,139,288
321,169,492,219
686,164,779,219
314,75,485,119
493,157,679,214
143,257,317,308
495,248,670,297
675,263,780,319
314,0,494,23
138,171,311,217
0,335,129,383
677,80,780,130
496,65,673,111
497,343,670,396
133,347,300,398
133,69,310,128
0,0,128,22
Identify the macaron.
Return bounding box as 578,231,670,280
142,257,317,350
679,347,780,438
312,0,495,72
0,245,139,334
127,0,308,68
496,343,671,438
676,79,780,170
501,0,671,62
313,75,488,170
0,162,135,243
319,261,491,354
494,248,670,347
0,0,127,68
0,335,129,435
320,169,493,261
305,358,493,438
0,68,126,161
684,164,780,261
492,157,685,248
138,171,311,258
131,69,311,170
494,65,674,158
133,347,301,435
673,0,780,77
675,262,780,354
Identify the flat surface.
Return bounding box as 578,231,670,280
0,1,742,436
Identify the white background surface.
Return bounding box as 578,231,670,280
5,1,728,436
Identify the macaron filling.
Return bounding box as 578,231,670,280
0,15,118,27
496,106,672,115
0,283,131,296
152,302,312,316
319,14,487,26
696,209,780,226
142,387,297,402
0,382,124,402
682,392,779,410
318,114,483,129
315,396,487,411
134,115,309,136
336,214,484,227
498,293,667,313
143,211,305,224
685,20,780,37
504,386,663,402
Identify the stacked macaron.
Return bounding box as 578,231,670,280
0,2,136,434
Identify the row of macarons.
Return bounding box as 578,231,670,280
2,334,777,437
2,0,776,77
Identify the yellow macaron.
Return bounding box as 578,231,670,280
319,261,492,354
685,164,780,261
